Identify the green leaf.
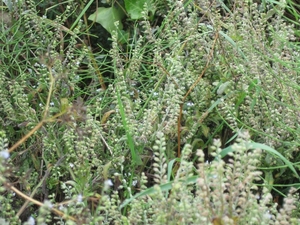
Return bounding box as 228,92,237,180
124,0,155,20
206,25,247,61
70,0,94,30
220,142,300,179
2,0,13,11
217,81,231,95
201,124,210,138
88,6,125,34
119,175,199,209
116,86,142,165
264,171,274,192
167,158,178,182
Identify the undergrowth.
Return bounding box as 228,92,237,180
0,0,300,224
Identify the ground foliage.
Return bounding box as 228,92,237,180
0,0,300,224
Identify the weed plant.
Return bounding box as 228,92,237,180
0,0,300,224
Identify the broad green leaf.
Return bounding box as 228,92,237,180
88,6,125,34
2,0,13,11
124,0,155,20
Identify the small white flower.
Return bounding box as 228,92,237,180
77,194,83,203
264,210,272,219
0,150,9,159
103,179,113,191
255,194,261,200
205,160,211,164
212,174,218,179
27,216,35,225
186,102,194,107
132,180,138,187
104,179,113,187
43,200,53,209
51,68,57,74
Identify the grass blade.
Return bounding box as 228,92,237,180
220,142,299,179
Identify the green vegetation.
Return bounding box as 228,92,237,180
0,0,300,224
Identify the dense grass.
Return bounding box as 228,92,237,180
0,0,300,224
